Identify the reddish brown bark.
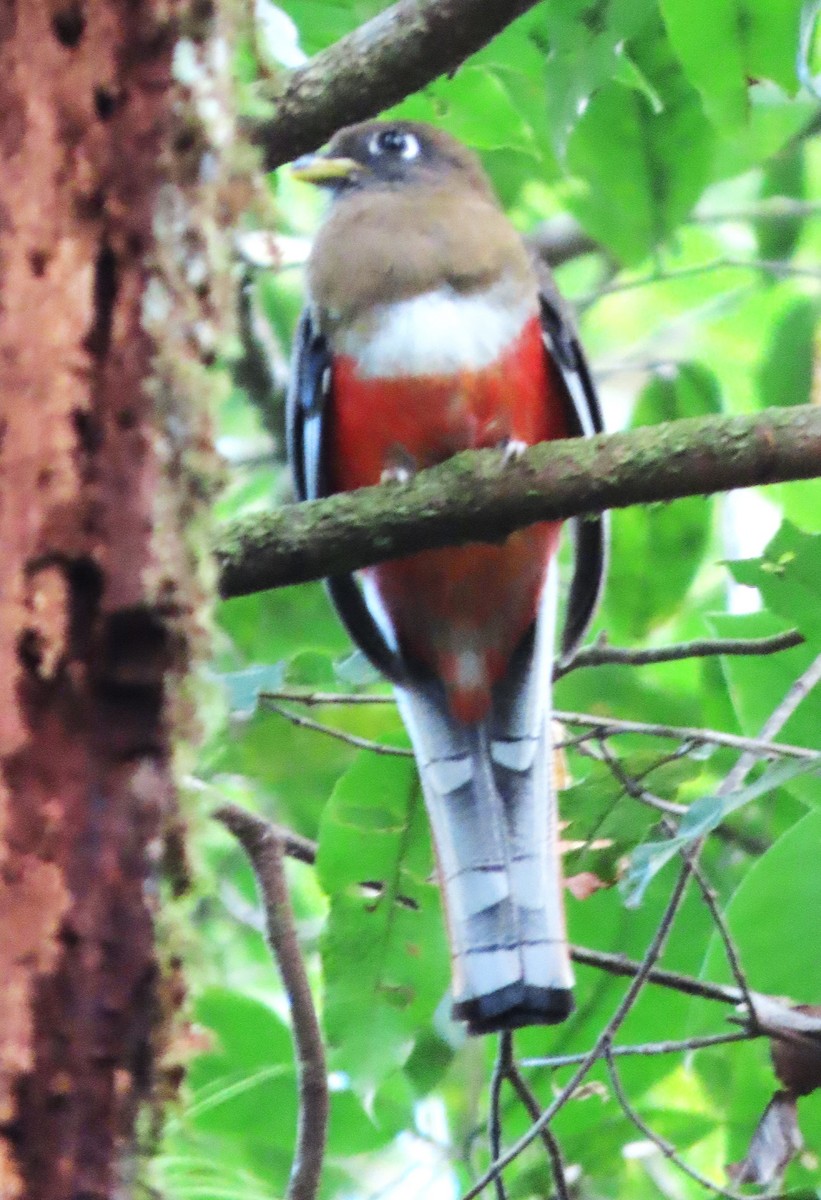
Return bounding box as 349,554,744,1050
0,1,218,1196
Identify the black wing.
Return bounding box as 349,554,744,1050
285,289,608,681
537,269,609,661
286,308,410,683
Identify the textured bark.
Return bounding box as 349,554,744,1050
216,404,821,598
250,0,542,169
0,2,225,1196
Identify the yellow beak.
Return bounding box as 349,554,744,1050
291,154,360,184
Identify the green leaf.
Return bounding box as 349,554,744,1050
622,757,819,906
661,0,803,129
565,22,715,263
603,366,720,639
757,144,806,260
757,297,818,409
543,0,656,154
729,522,821,641
317,753,448,1092
187,989,297,1143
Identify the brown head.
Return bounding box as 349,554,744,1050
293,120,536,328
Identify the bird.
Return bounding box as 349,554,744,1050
287,120,607,1035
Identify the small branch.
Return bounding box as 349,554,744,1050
581,256,821,304
556,629,804,678
504,1060,570,1200
523,1030,754,1069
216,406,821,597
718,650,821,794
488,1035,511,1200
569,944,742,1006
250,0,541,170
603,1045,747,1200
215,805,328,1200
555,711,819,763
259,696,412,757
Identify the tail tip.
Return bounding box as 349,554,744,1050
453,984,574,1036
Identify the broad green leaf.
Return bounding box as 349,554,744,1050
565,23,714,263
695,808,821,1167
621,757,819,906
757,144,806,260
729,522,821,640
661,0,804,129
317,752,448,1092
187,989,298,1142
543,0,656,154
603,366,720,639
757,296,818,409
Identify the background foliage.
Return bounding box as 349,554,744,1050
153,3,821,1198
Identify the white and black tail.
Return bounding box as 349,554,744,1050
395,567,572,1035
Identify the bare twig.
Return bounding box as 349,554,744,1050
569,944,742,1006
555,711,819,763
523,1029,754,1069
215,405,821,597
556,629,804,678
259,696,412,756
488,1035,511,1200
249,0,542,169
718,651,821,794
504,1060,570,1200
215,805,328,1200
581,257,821,304
603,1044,748,1200
253,689,819,764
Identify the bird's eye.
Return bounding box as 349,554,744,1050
368,128,421,160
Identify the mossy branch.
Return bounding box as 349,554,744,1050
248,0,541,169
215,404,821,599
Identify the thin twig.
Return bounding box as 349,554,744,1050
257,690,819,764
488,1035,511,1200
259,697,412,756
215,805,328,1200
581,257,821,304
718,650,821,794
569,945,741,1006
555,711,819,763
504,1061,570,1200
556,629,804,678
523,1029,754,1069
461,862,695,1200
603,1044,748,1200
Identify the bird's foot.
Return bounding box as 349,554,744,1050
380,445,417,484
499,438,529,464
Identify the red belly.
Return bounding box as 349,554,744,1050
329,316,568,722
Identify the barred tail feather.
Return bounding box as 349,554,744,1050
395,566,572,1035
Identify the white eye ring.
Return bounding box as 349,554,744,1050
368,130,420,160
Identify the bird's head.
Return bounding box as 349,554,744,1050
291,120,494,201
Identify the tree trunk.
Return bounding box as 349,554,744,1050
0,2,227,1195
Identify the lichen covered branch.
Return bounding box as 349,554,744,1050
216,405,821,599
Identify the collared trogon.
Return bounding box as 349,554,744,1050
287,121,607,1035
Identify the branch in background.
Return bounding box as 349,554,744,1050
556,629,804,678
215,805,328,1200
249,0,541,170
603,1046,747,1200
581,256,821,305
555,711,818,763
216,405,821,597
523,1030,754,1070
